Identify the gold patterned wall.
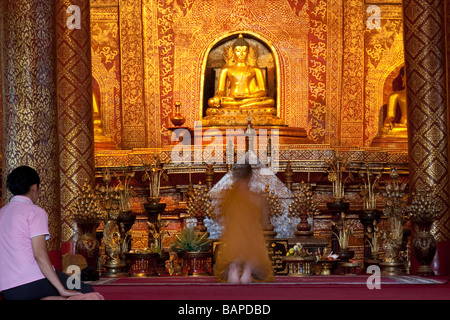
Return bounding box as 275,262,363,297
91,0,122,148
364,2,404,146
90,0,407,149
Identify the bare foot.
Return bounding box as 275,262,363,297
227,263,240,284
67,292,105,300
240,263,252,284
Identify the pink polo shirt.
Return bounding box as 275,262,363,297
0,195,50,291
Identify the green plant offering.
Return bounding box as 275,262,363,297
171,228,212,253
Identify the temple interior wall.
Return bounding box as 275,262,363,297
90,0,404,149
88,0,409,263
4,0,449,271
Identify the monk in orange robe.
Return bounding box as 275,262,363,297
213,164,274,284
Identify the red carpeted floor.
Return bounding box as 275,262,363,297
92,275,450,300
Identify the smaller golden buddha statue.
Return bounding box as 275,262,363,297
371,66,408,148
92,92,116,149
203,34,283,127
93,93,106,140
380,67,407,137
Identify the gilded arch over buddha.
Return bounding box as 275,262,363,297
201,33,284,127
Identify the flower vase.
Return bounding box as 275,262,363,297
337,248,354,262
75,222,100,272
412,222,436,276
371,251,380,261
294,213,313,237
364,251,380,273
118,210,136,256
170,101,186,127
327,198,349,253
326,198,350,219
359,209,381,264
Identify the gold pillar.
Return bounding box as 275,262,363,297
403,0,450,274
56,0,95,246
0,0,61,254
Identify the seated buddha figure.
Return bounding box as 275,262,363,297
207,34,275,110
371,66,408,148
382,66,407,134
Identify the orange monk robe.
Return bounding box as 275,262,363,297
213,184,274,283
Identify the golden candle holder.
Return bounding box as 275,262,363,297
142,152,169,200
358,164,381,211
67,180,102,275
142,153,169,247
262,184,283,238
288,182,320,238
332,213,356,262
187,182,212,235
326,151,354,199
407,188,439,276
96,168,127,277
380,168,408,275
113,164,136,212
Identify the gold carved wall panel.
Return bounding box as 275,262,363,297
91,4,122,148
171,0,310,137
119,0,147,148
325,0,343,146
341,0,365,147
142,1,162,147
89,0,411,148
364,4,404,146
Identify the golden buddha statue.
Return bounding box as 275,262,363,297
382,66,407,136
207,34,275,109
203,34,284,127
93,93,105,139
371,66,408,148
93,92,116,148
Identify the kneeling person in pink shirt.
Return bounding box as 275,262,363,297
0,166,103,300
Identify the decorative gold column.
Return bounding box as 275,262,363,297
56,0,95,246
0,9,2,158
0,0,61,256
403,0,450,275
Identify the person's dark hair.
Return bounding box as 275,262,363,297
232,163,253,180
6,166,40,196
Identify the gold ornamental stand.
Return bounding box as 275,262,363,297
282,256,316,276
